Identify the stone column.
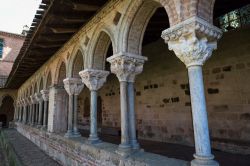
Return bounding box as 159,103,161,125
107,53,147,152
63,78,84,138
28,100,32,125
18,100,22,122
23,99,28,124
79,69,109,144
30,95,35,126
41,90,49,130
35,93,43,128
162,16,222,166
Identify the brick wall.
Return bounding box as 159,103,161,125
78,28,250,154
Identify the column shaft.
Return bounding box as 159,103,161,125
73,95,80,136
65,95,74,137
128,82,139,149
38,101,43,126
89,90,99,142
119,81,130,149
43,101,48,129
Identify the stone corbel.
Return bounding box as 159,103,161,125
161,16,222,67
106,52,147,82
63,78,84,95
41,90,49,101
79,69,109,91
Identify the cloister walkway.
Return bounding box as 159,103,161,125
80,130,250,166
0,129,60,166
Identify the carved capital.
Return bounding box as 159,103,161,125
162,17,222,67
40,90,49,101
34,93,43,103
79,69,109,91
63,78,84,95
107,52,147,82
30,95,36,104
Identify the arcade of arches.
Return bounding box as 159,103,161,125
1,0,250,166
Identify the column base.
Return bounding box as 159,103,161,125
64,130,74,138
116,144,132,157
73,131,81,137
131,140,140,150
88,136,102,144
191,154,219,166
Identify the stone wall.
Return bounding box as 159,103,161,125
78,28,250,154
16,123,188,166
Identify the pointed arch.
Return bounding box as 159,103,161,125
45,71,52,89
119,0,170,55
68,45,85,78
56,61,67,86
88,30,115,70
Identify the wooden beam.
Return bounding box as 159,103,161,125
50,27,78,34
72,3,99,12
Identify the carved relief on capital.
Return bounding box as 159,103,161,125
34,93,43,103
106,52,147,82
79,69,109,91
63,78,84,95
30,95,36,104
40,90,49,101
161,17,223,67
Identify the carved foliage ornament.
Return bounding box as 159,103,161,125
79,69,109,91
107,53,147,82
63,78,84,95
34,93,43,103
40,90,49,101
161,17,223,67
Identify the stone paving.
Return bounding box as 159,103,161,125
2,129,61,166
0,141,8,166
80,130,250,166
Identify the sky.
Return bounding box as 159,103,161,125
0,0,42,34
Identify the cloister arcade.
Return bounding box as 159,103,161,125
11,0,250,165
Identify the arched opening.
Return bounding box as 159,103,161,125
54,61,68,133
0,95,14,127
72,50,84,78
46,71,52,89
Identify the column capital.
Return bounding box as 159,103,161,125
34,93,43,102
40,90,49,101
107,52,147,82
63,78,84,95
30,95,36,104
79,69,109,91
161,16,222,67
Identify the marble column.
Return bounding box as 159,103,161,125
162,16,222,166
107,53,147,152
41,90,49,130
79,69,109,144
35,93,43,128
63,78,84,138
23,99,28,124
30,95,35,126
18,100,22,122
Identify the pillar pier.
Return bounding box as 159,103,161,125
41,90,49,130
162,16,222,166
30,95,35,126
107,53,147,152
79,69,109,144
63,78,84,138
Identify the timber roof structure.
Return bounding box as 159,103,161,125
5,0,108,88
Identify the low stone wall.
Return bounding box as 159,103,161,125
16,122,188,166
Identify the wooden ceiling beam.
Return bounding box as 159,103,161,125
50,27,78,34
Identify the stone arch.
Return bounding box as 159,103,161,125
68,46,85,78
54,60,67,86
90,31,114,70
0,93,15,106
119,0,171,55
45,71,52,89
38,77,44,92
